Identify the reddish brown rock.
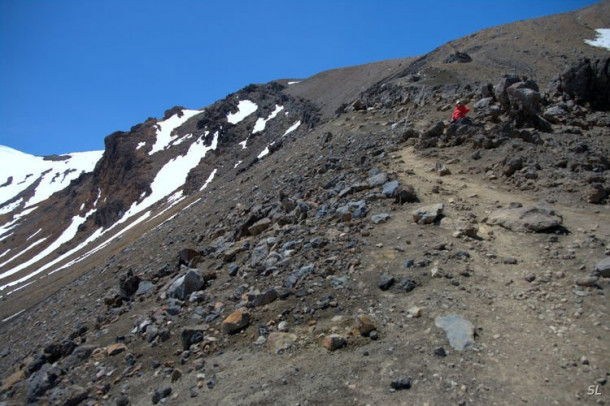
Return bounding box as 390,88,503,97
222,308,250,335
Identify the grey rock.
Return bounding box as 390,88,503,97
486,205,563,233
435,314,475,351
248,217,271,236
348,200,368,218
371,213,390,224
524,273,536,282
167,269,205,300
390,377,412,390
136,280,155,296
594,257,610,278
26,364,60,403
543,106,568,123
397,277,416,292
412,203,444,224
249,289,278,307
378,275,395,291
367,172,389,187
382,181,400,198
434,347,447,357
286,264,314,288
250,244,269,267
394,185,418,204
575,276,599,287
181,328,204,350
227,264,239,277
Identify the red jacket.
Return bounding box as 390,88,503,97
451,104,470,121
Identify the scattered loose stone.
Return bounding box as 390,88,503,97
322,334,346,351
355,314,376,337
107,343,128,356
412,203,444,224
371,213,390,224
181,328,204,350
171,368,183,382
390,377,412,390
378,275,395,291
434,347,447,357
222,308,251,335
436,162,451,176
408,306,422,318
430,267,443,278
249,288,278,307
524,273,536,282
575,276,599,287
116,395,130,406
593,257,610,278
397,277,417,292
267,332,297,353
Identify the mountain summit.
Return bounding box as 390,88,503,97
1,2,609,405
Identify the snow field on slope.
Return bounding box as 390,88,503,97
0,146,103,210
0,132,221,293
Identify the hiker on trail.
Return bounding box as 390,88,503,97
451,100,470,123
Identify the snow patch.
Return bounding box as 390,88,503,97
253,105,284,134
200,169,217,191
227,100,258,124
136,142,146,150
0,237,47,269
27,229,43,241
2,309,25,323
0,146,102,210
0,207,95,290
149,109,202,155
283,121,301,136
585,28,610,50
0,199,22,215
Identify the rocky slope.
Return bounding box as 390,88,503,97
0,2,609,405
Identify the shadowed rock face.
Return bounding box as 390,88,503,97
554,57,610,111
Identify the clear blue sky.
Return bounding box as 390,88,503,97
0,0,600,156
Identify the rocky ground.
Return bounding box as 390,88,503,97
1,75,608,405
1,2,609,402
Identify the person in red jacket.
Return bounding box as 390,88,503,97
451,100,470,122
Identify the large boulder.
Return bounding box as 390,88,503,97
167,269,206,300
506,83,551,131
486,205,563,233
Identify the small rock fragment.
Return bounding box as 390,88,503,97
390,377,412,390
322,334,346,351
